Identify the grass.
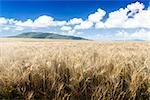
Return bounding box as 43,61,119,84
0,38,150,99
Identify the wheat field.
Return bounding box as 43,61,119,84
0,38,150,99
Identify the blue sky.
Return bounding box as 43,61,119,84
0,0,150,40
1,0,149,20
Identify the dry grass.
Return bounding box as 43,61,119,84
0,38,150,99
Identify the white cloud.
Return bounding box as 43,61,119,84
33,15,54,27
15,19,34,27
8,19,19,25
0,17,8,25
14,16,51,28
74,8,106,30
127,2,144,11
88,8,106,23
34,15,53,25
52,21,67,26
61,26,72,31
95,21,105,29
123,2,149,28
104,2,150,28
14,15,67,29
104,8,129,28
124,9,150,28
68,18,83,25
74,21,93,30
68,29,76,35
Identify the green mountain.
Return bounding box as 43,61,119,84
9,32,88,40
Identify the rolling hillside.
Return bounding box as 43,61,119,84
9,32,87,40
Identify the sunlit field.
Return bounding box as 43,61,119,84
0,38,150,99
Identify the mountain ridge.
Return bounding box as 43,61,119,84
8,32,88,40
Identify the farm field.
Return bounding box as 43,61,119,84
0,38,150,99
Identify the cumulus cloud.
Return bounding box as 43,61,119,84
74,21,93,30
33,15,53,27
95,22,105,29
124,9,150,28
73,8,105,30
52,21,67,27
127,2,144,17
88,8,106,23
15,15,66,28
61,26,72,31
104,8,129,28
8,19,18,24
14,16,52,28
68,29,76,35
15,19,34,27
0,17,8,25
68,18,83,25
104,2,149,28
0,15,63,32
35,15,53,23
127,2,144,11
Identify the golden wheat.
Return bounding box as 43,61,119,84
0,38,150,99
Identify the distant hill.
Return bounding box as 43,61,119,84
9,32,88,40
